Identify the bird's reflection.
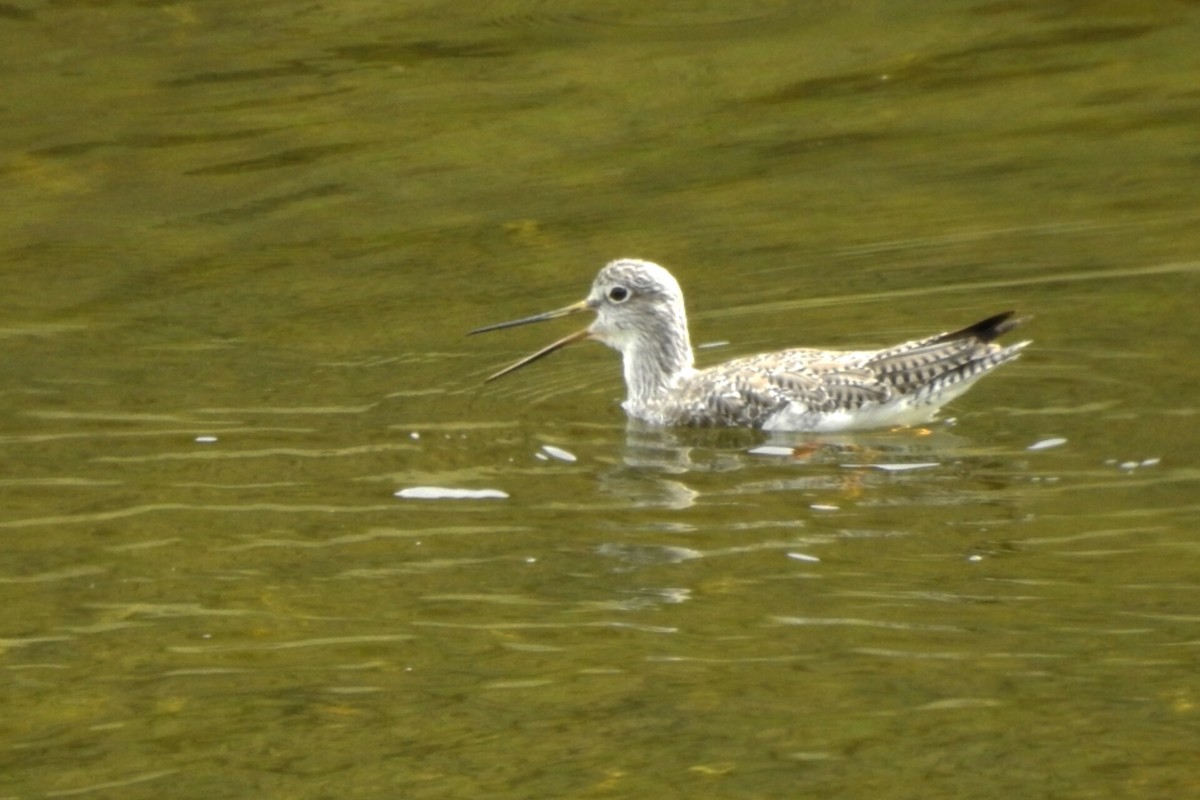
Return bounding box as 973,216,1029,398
596,421,977,510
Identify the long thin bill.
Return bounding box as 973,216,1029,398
469,300,589,336
484,327,590,383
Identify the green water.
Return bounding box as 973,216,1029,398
3,2,1199,798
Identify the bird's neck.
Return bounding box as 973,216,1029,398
621,322,695,416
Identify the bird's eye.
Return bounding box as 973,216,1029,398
608,286,630,303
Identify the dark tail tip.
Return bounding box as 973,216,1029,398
942,311,1030,343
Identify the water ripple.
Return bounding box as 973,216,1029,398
168,634,415,654
94,441,418,462
773,616,963,633
44,770,178,798
484,0,808,37
0,503,404,529
0,566,107,584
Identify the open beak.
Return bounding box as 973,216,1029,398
468,299,592,382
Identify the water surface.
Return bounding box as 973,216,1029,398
3,1,1199,798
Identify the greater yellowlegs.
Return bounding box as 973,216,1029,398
470,259,1029,432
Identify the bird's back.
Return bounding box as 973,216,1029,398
650,312,1029,431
